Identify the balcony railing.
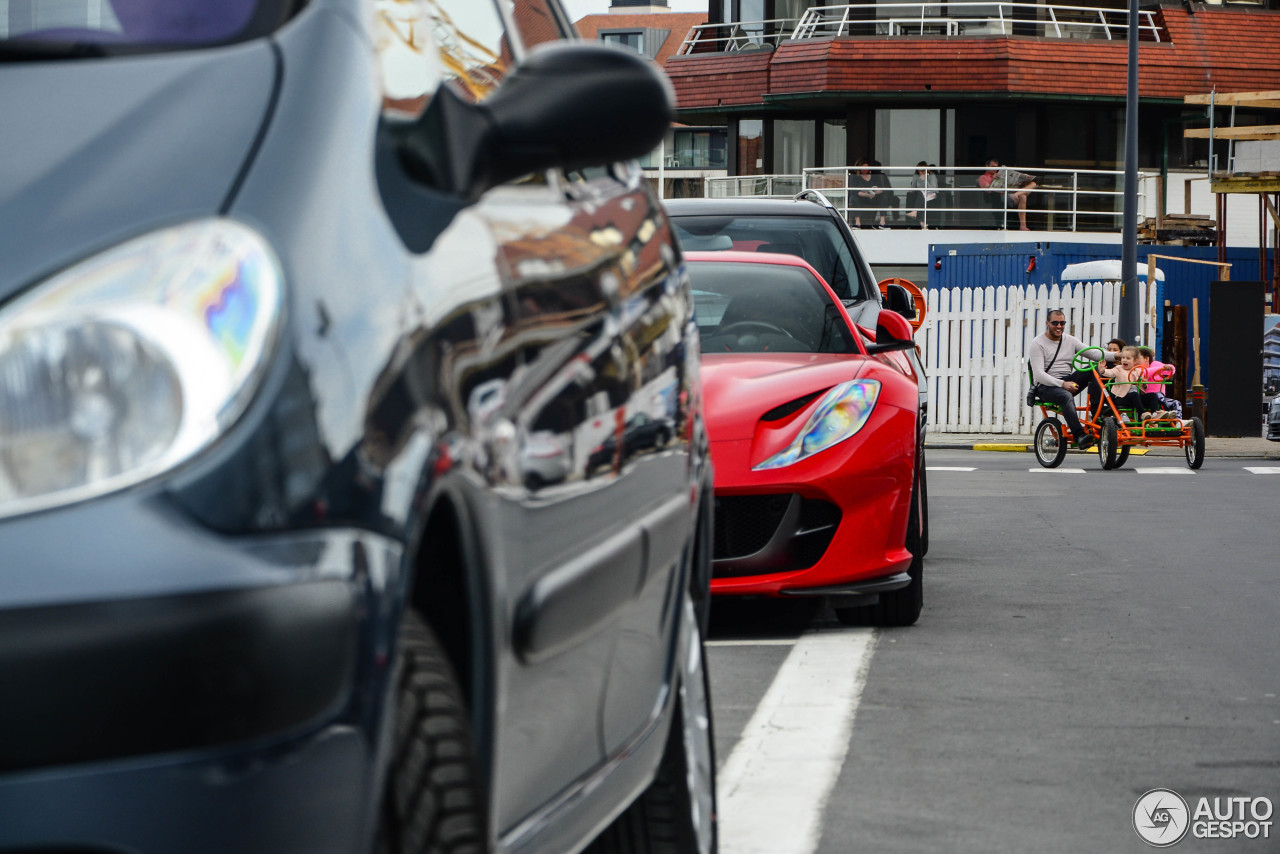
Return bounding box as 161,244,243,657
706,165,1158,233
677,1,1165,55
645,147,728,170
677,16,801,53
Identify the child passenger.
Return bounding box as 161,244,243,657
1099,346,1165,420
1134,346,1182,418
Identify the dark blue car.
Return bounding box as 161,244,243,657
0,2,716,852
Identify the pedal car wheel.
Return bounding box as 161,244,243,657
377,610,486,854
1033,417,1068,468
1185,416,1205,469
1114,444,1131,469
1098,418,1119,469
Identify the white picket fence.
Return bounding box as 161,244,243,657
916,281,1160,433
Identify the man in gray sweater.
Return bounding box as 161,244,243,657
1029,310,1099,449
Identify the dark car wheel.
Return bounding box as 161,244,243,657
377,610,486,854
834,468,924,628
588,596,717,854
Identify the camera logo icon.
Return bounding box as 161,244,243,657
1134,789,1190,847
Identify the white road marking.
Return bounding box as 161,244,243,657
1244,466,1280,474
707,639,798,647
1028,467,1088,473
717,629,876,854
1133,467,1195,474
926,466,977,471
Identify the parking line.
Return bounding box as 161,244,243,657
717,629,876,854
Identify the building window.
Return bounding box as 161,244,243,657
738,120,765,176
672,127,728,169
773,120,815,175
823,119,846,168
602,30,644,52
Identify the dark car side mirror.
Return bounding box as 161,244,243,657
397,42,673,199
883,283,917,320
865,309,918,354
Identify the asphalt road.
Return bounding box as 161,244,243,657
706,449,1280,854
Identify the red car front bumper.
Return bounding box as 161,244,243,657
708,400,917,597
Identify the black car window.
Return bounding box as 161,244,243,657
0,0,291,51
688,261,853,355
507,0,571,49
429,0,512,103
671,215,867,303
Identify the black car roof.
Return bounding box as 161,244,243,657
663,197,838,218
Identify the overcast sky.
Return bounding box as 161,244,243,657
561,0,707,23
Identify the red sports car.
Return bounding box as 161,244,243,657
685,250,928,626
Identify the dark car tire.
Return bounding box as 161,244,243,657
1186,416,1205,469
834,468,924,628
588,596,717,854
1033,417,1068,468
1097,418,1119,470
376,610,486,854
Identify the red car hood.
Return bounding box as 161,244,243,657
701,353,870,441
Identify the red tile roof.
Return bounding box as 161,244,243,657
665,6,1280,108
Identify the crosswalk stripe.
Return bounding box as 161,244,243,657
926,466,977,471
1028,468,1088,473
1244,466,1280,474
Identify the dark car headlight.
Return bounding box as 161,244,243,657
0,219,284,519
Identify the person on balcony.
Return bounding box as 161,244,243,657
851,157,886,228
979,158,1038,230
906,161,937,229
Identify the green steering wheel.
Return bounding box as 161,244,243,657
1071,346,1105,371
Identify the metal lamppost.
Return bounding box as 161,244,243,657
1118,0,1142,342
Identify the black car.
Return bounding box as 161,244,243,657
665,193,919,328
665,193,928,419
0,2,715,853
588,412,678,472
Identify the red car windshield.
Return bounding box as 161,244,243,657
1,0,281,52
688,261,855,355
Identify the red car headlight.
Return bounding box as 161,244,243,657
753,379,880,471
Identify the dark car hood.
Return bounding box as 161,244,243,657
701,353,869,441
0,42,278,301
